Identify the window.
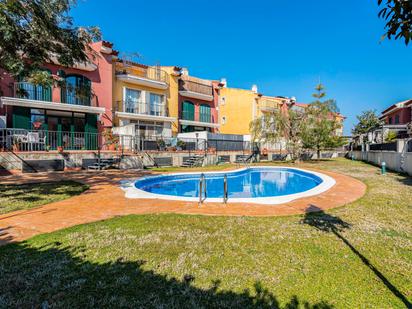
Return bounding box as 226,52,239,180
388,117,393,124
199,104,211,123
125,88,142,113
150,93,164,116
182,101,195,120
222,116,226,124
30,109,46,130
62,75,92,106
221,96,226,105
394,115,400,124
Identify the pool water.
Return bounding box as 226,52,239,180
135,168,323,198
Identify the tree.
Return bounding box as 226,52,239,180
378,0,412,45
301,84,344,159
0,0,101,82
250,106,307,162
352,110,382,135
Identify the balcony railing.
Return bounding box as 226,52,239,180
181,110,213,123
118,100,167,117
199,112,211,123
179,80,213,96
0,128,99,151
116,66,169,84
260,100,280,111
13,82,98,107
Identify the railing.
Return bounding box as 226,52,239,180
369,142,397,151
181,109,195,121
199,112,211,123
119,100,167,117
179,79,213,96
1,129,253,153
13,82,52,102
260,100,280,111
13,82,98,107
116,66,169,84
0,128,99,151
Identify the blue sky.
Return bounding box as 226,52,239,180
71,0,412,135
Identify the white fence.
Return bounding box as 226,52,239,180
351,150,412,176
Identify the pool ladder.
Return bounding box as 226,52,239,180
198,173,228,206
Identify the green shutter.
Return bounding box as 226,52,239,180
85,114,98,150
182,101,194,120
12,106,31,129
200,104,211,123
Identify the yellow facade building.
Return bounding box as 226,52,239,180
112,60,177,138
218,85,260,135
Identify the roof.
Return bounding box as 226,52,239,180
380,99,412,117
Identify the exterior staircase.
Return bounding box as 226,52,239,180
181,155,204,167
87,157,120,171
0,151,36,173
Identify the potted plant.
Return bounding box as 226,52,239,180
103,129,119,151
157,139,166,151
177,140,186,151
57,146,64,153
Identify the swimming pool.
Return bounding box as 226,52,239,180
123,167,336,205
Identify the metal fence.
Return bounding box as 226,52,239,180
1,129,254,154
0,128,100,151
369,142,397,151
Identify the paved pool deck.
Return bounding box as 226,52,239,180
0,167,366,245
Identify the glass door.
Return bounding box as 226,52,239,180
125,88,141,113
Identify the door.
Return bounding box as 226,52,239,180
125,89,141,113
199,104,211,123
182,101,194,120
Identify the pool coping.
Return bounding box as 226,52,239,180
120,166,336,205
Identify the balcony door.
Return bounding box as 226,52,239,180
150,94,164,116
62,75,91,106
125,88,142,113
199,104,211,123
182,101,194,120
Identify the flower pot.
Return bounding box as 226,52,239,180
108,144,116,151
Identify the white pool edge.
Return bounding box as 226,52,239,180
120,166,336,205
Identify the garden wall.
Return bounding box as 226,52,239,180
351,150,412,176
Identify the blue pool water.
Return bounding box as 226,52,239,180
135,168,323,198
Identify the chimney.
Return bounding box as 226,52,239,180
181,67,189,76
220,78,227,87
251,84,258,93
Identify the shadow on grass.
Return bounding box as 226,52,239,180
0,242,334,308
0,181,88,205
302,205,411,308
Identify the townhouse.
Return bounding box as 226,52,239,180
0,41,116,150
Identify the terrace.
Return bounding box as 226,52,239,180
179,79,214,101
0,81,104,114
116,65,169,90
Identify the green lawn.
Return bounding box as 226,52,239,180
0,181,89,215
0,159,411,308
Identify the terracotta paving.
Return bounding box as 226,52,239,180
0,167,366,245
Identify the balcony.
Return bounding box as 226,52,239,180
115,100,176,122
116,66,169,90
180,111,218,129
179,80,214,101
259,99,280,112
0,82,104,115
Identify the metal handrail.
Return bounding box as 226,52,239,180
223,174,228,204
199,173,207,205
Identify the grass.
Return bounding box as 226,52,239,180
0,159,411,308
0,181,89,215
